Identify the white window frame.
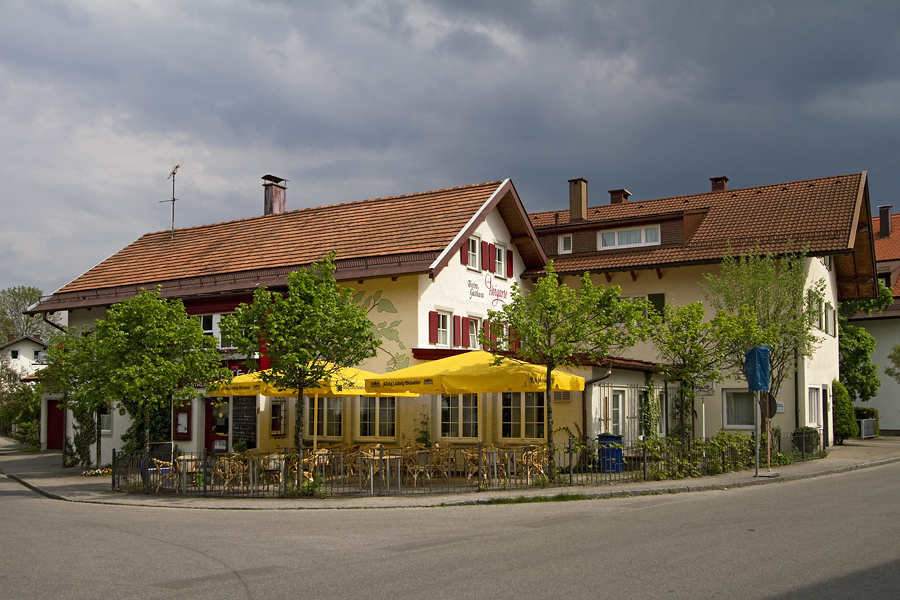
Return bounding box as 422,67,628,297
501,391,546,441
723,389,756,430
494,242,507,278
824,302,835,336
198,314,236,349
307,397,343,439
558,234,573,255
467,316,480,349
441,393,478,440
358,396,396,439
436,311,451,347
467,236,481,272
99,405,112,434
610,389,624,435
808,387,821,427
597,225,661,250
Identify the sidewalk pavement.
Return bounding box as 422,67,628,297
3,435,900,510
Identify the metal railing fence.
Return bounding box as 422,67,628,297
111,429,825,498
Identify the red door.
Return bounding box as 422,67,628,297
46,400,65,450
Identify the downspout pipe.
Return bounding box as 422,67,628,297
43,312,66,333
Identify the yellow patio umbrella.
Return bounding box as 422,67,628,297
363,350,584,395
209,366,416,451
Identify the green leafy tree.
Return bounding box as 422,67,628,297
649,302,728,440
0,286,62,341
837,279,892,403
704,247,825,399
220,251,380,449
45,288,231,455
482,262,649,478
42,327,111,466
0,356,41,448
838,323,881,404
831,379,859,444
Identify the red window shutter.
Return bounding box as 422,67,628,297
481,241,489,270
460,317,470,348
507,249,513,278
509,327,518,351
429,311,439,344
460,244,467,266
453,315,461,347
488,244,496,273
482,322,490,349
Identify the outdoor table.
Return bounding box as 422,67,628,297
358,452,402,494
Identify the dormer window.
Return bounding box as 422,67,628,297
558,234,573,254
598,225,661,250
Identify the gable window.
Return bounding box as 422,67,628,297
441,394,478,439
597,225,661,250
359,397,395,438
461,236,481,271
558,234,573,254
724,390,755,430
308,397,342,438
33,350,41,361
501,392,545,440
9,350,18,359
495,243,507,277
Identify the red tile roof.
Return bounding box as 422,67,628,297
528,173,877,300
872,214,900,262
33,180,548,313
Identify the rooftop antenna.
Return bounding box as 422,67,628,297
161,161,181,238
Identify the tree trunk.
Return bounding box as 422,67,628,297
546,363,555,480
295,386,305,451
143,410,150,455
95,409,102,468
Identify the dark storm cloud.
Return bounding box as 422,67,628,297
1,0,899,293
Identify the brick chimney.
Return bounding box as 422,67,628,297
569,178,588,222
608,189,631,205
710,176,729,191
880,205,893,237
262,175,287,215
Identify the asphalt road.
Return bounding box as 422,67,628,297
1,461,897,600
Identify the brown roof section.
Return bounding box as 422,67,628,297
873,214,900,262
528,173,878,300
34,180,548,313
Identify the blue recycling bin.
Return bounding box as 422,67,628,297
597,433,623,473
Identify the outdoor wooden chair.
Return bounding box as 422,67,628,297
405,449,433,487
151,458,179,492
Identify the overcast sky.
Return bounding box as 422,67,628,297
3,1,899,295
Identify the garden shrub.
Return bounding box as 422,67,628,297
832,380,859,444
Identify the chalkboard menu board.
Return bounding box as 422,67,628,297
232,396,257,449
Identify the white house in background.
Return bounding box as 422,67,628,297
529,173,878,447
1,335,47,377
848,205,900,434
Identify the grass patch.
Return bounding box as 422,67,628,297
487,492,589,505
